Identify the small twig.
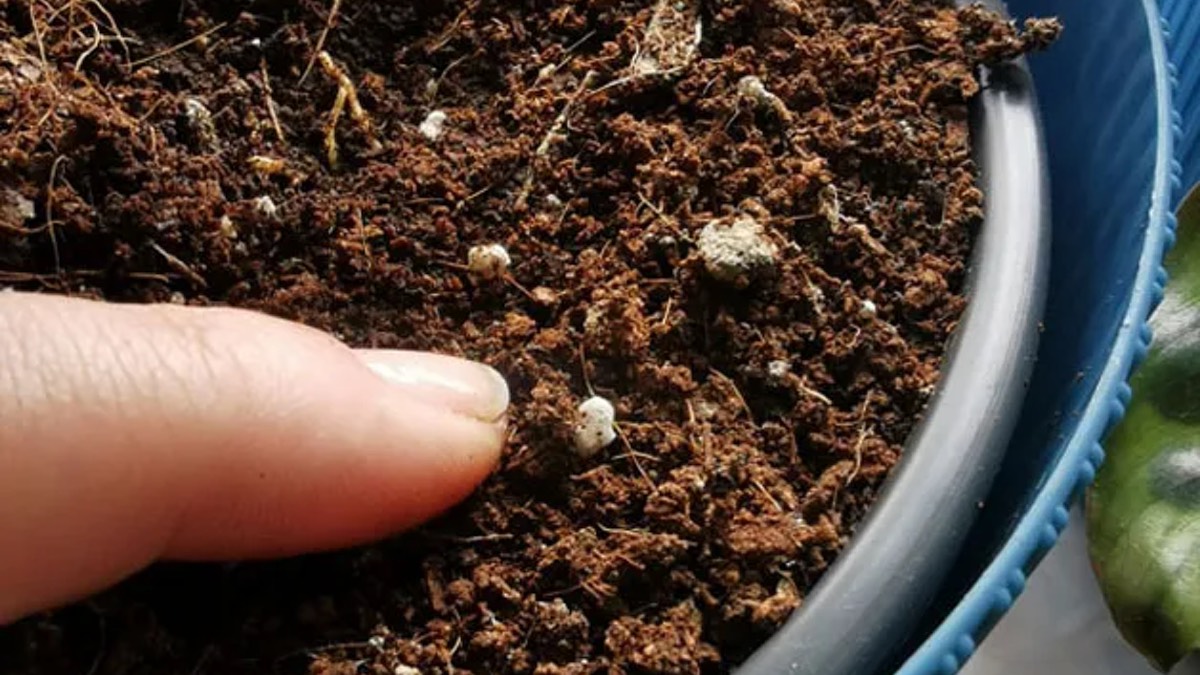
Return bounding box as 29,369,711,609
427,6,470,54
659,296,674,329
833,389,876,427
882,43,937,58
516,69,595,208
129,21,227,68
536,29,596,83
582,69,671,102
134,93,169,124
260,61,286,143
844,391,876,487
149,241,206,288
124,271,175,282
45,155,66,278
430,52,472,101
613,423,654,489
709,368,754,425
87,0,131,65
858,390,875,420
612,449,660,462
298,0,343,84
636,191,670,224
0,271,41,282
28,0,53,90
578,343,594,397
543,583,585,598
846,425,870,487
0,269,171,283
752,479,784,513
454,182,494,211
74,22,103,71
200,36,230,57
798,380,832,406
847,222,891,256
503,273,537,301
420,531,515,544
535,70,597,158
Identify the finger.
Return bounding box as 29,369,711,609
0,292,508,623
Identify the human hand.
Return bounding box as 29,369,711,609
0,292,508,623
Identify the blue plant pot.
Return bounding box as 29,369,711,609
898,0,1200,673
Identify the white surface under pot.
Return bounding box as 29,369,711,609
964,507,1200,675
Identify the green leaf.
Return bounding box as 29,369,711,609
1087,182,1200,672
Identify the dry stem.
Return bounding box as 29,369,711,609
129,21,226,69
709,367,755,425
318,50,381,168
149,241,206,287
614,423,654,489
260,61,285,143
516,70,597,208
298,0,342,84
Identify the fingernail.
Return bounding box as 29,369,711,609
355,350,510,423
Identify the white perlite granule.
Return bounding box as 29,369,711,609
418,110,448,141
467,243,511,280
573,396,617,457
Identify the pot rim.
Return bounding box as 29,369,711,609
735,2,1051,673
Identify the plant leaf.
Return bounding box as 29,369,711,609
1087,181,1200,672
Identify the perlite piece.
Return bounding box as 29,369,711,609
467,243,511,281
696,216,778,283
419,110,447,142
573,396,617,457
253,195,278,219
1,188,34,224
768,360,791,379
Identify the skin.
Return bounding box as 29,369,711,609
0,291,510,624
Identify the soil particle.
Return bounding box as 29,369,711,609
0,1,1058,673
695,215,778,286
605,602,719,675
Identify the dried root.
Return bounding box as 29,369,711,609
318,51,382,168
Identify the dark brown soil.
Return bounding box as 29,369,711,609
0,1,1057,673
